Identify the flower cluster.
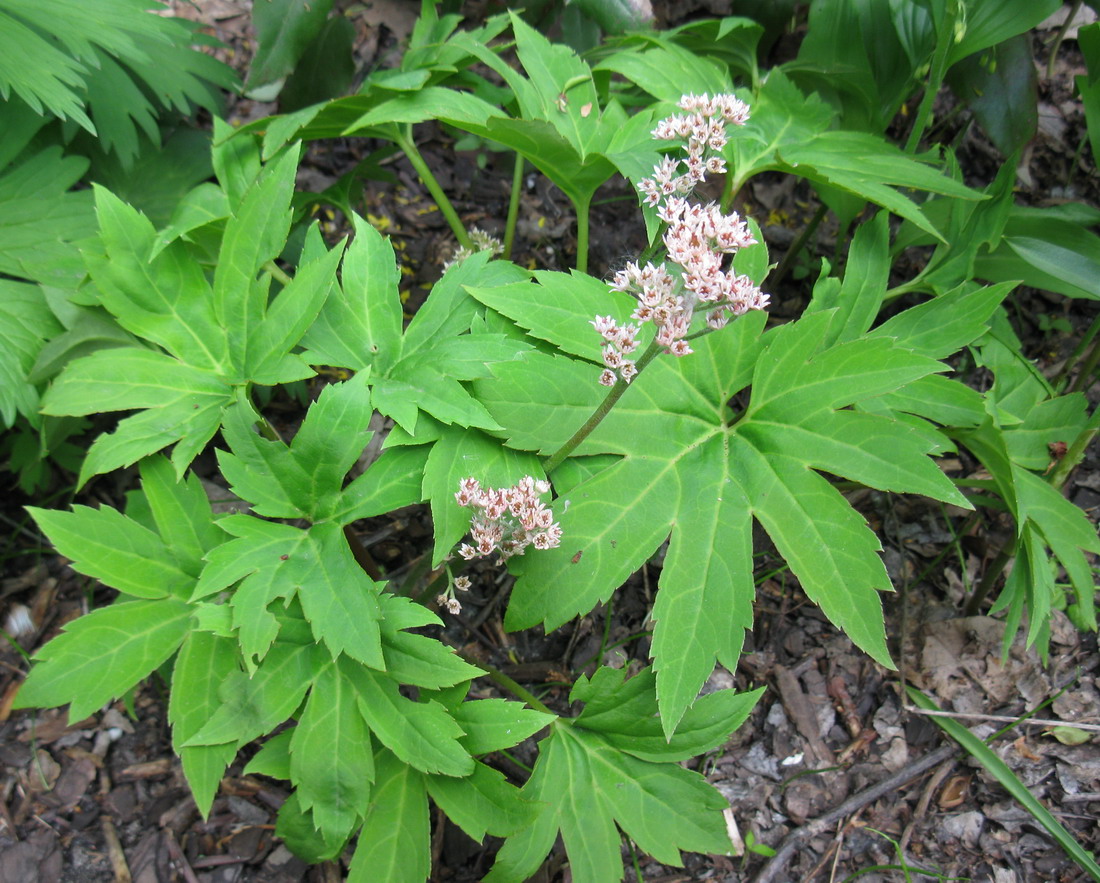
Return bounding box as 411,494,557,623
596,93,769,386
455,476,563,563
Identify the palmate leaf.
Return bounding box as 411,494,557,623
304,240,530,436
486,666,753,883
724,70,981,238
194,516,385,669
472,274,976,735
42,148,346,483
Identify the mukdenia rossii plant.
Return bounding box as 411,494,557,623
12,11,1100,873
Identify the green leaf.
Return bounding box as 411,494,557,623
338,443,428,523
0,280,62,427
478,295,970,729
139,454,223,570
169,631,240,817
213,147,298,380
28,504,189,600
947,35,1037,156
184,641,316,746
14,599,192,722
347,750,430,883
248,0,333,91
574,667,762,762
218,376,374,522
275,790,350,863
196,516,384,669
301,214,403,373
426,761,537,842
378,595,482,690
452,699,555,755
340,657,473,777
291,660,374,840
487,719,733,883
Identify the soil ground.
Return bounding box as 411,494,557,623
2,3,1099,882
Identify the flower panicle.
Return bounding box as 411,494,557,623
596,92,769,385
454,476,562,563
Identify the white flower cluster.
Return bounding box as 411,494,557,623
596,93,769,386
454,476,563,563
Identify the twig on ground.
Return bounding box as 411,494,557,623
899,755,956,854
747,744,957,883
906,706,1100,733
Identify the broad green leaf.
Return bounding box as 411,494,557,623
487,719,732,883
594,39,730,102
347,750,430,883
29,504,189,600
169,631,239,817
452,699,555,755
291,661,374,839
184,641,316,746
477,286,971,729
14,599,192,722
426,761,537,842
340,657,474,777
301,214,403,373
248,0,333,90
946,35,1037,156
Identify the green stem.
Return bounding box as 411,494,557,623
769,202,828,289
458,651,555,716
1048,402,1100,490
503,153,524,260
1047,0,1083,79
1069,321,1100,395
542,338,663,474
264,260,293,286
392,124,472,250
963,543,1012,616
904,0,959,153
574,193,592,274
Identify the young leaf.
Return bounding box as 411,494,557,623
217,375,374,523
14,599,192,722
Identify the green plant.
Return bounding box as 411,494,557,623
8,3,1100,881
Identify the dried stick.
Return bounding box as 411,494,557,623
747,743,957,883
